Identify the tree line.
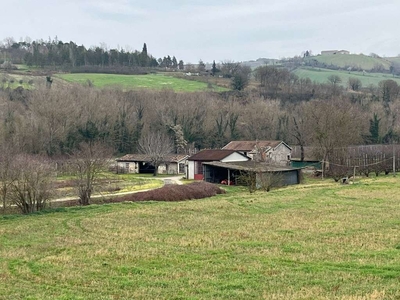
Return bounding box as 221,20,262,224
0,37,184,72
1,75,399,156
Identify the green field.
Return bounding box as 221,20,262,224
1,176,400,299
294,67,400,87
305,54,392,71
56,73,228,92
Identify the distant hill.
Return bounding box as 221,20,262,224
241,58,279,69
304,54,392,72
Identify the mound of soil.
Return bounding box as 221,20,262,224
108,181,225,203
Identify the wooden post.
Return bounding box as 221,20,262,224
228,169,231,185
393,143,396,177
353,166,358,184
321,160,324,180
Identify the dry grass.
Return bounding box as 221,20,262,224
1,176,400,299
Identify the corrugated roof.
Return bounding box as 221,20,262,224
222,140,285,152
116,154,188,163
188,149,242,161
203,161,299,172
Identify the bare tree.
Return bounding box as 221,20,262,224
305,99,364,177
328,75,342,86
348,77,362,91
220,60,241,78
71,142,113,205
138,132,174,176
7,155,54,214
0,145,15,214
257,171,284,192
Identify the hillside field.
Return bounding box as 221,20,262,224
294,67,400,87
56,73,229,92
305,54,392,71
1,176,400,299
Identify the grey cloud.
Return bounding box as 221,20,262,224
0,0,399,62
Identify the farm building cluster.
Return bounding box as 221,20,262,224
116,140,400,188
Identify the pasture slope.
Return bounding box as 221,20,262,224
294,67,400,87
305,54,392,71
1,175,400,299
56,73,228,92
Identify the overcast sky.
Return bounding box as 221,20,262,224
2,0,400,63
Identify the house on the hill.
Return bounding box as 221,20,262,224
321,50,350,55
222,140,292,166
116,154,188,175
187,149,249,180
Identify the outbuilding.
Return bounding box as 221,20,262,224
187,149,250,180
202,161,301,187
116,154,188,175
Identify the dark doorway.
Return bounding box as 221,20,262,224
139,162,155,174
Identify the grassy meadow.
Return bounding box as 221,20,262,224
294,67,400,87
1,176,400,299
56,73,229,92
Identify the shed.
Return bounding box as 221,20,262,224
116,154,188,175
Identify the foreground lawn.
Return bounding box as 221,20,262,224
1,176,400,299
56,73,228,92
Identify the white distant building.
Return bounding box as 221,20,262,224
321,50,350,55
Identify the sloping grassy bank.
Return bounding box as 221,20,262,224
1,176,400,299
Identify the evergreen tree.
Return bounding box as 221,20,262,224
172,56,178,68
365,113,381,144
140,43,148,67
142,43,147,56
211,60,218,76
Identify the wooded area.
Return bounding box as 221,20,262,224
0,37,183,72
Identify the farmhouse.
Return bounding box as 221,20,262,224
187,149,250,180
116,154,188,175
222,140,292,166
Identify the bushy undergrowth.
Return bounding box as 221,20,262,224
110,181,225,202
